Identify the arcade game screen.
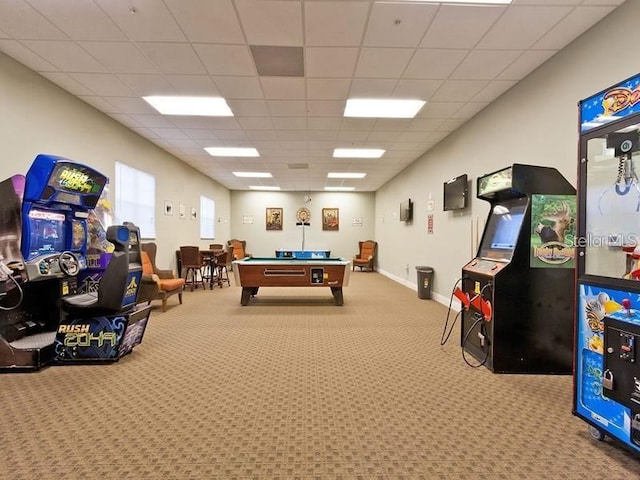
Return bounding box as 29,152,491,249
479,197,528,262
26,209,66,260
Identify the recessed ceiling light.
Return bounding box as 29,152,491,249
233,172,272,178
333,148,385,158
327,172,367,179
143,96,233,116
205,147,260,157
344,99,425,118
325,186,356,191
249,186,280,191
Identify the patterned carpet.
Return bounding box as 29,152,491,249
2,272,640,479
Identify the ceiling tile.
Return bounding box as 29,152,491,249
164,75,220,96
349,79,397,97
0,39,58,71
0,0,66,40
452,102,489,119
236,0,303,46
226,100,269,117
305,47,359,78
212,76,263,100
260,77,305,99
193,44,255,76
236,117,274,130
417,101,465,119
393,79,444,100
450,50,523,80
404,49,468,79
79,41,157,74
273,117,307,130
68,73,132,96
136,43,206,75
364,2,438,47
40,72,94,95
22,40,108,72
477,6,573,50
355,48,414,78
421,5,505,49
117,74,175,96
306,101,344,117
105,96,158,114
472,80,518,102
164,0,244,44
497,50,556,80
182,129,220,140
94,0,186,42
306,78,351,100
267,100,307,117
127,114,176,128
432,80,489,102
78,95,117,113
534,6,616,50
28,0,126,41
305,1,370,46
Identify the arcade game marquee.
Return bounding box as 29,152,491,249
0,154,150,371
573,73,640,453
454,164,576,373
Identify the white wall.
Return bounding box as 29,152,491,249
0,51,231,270
231,190,375,259
375,0,639,304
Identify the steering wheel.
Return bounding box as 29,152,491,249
58,251,80,276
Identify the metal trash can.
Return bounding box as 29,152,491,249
416,266,434,299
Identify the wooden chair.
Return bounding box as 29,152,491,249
214,248,232,287
138,243,185,312
179,246,205,291
353,240,377,272
209,243,224,251
227,239,251,260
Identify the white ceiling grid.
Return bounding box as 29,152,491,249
0,0,625,191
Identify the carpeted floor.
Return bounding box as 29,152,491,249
2,272,640,479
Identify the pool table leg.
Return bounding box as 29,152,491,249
241,287,260,305
331,287,343,306
241,287,252,305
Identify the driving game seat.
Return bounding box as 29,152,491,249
60,224,136,317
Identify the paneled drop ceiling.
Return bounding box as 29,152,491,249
0,0,626,191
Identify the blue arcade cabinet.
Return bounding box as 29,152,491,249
574,73,640,453
0,154,150,371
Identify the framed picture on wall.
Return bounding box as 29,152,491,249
266,207,283,231
322,208,339,231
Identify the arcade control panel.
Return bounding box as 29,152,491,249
463,258,509,276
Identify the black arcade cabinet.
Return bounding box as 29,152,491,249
457,164,576,373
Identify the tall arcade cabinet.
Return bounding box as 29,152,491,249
574,73,640,452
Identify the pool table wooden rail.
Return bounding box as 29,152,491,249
232,258,350,305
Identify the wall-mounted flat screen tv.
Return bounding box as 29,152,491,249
400,199,413,222
443,174,468,211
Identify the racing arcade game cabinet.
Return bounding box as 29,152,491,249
0,154,107,371
55,222,151,364
574,73,640,453
457,164,576,373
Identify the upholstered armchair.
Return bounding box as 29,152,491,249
227,239,251,260
352,240,377,272
138,243,185,312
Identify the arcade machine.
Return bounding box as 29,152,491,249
54,222,151,363
455,164,576,373
0,154,108,371
573,73,640,453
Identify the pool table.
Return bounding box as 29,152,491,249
232,257,351,305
